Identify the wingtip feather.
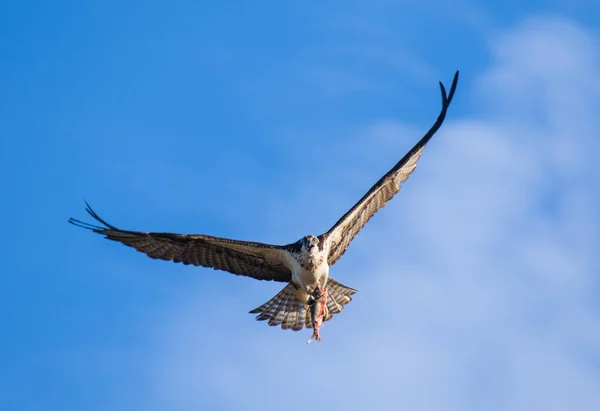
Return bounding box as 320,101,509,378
439,80,448,104
447,70,460,103
439,70,460,108
67,217,104,232
84,202,118,230
69,201,121,235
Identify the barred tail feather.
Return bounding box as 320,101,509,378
249,277,357,331
249,283,305,331
324,277,357,321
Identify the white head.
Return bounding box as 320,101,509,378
300,235,320,253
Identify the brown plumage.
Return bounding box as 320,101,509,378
69,205,292,282
69,71,459,340
248,278,357,331
323,71,459,265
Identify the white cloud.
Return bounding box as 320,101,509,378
149,15,600,411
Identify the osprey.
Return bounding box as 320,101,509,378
69,71,459,343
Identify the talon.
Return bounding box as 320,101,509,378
312,285,323,300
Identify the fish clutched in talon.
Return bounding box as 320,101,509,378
307,285,328,344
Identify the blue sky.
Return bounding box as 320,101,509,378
2,1,599,410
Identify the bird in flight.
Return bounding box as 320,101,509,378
69,71,459,343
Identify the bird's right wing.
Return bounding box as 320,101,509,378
323,71,459,266
69,203,292,282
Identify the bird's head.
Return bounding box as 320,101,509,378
300,235,320,252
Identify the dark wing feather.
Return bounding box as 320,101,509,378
69,202,292,282
323,71,459,266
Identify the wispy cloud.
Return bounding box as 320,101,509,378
149,15,600,411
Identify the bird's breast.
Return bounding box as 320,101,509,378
282,249,330,295
295,259,329,290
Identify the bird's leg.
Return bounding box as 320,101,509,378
307,284,324,305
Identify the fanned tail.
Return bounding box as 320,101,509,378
322,277,357,320
249,277,357,331
249,283,306,331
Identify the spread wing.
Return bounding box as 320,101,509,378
69,202,292,282
323,71,459,266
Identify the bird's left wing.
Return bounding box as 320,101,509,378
322,71,459,266
69,203,292,282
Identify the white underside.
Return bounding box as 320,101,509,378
282,250,330,304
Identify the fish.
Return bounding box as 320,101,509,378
307,285,328,344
